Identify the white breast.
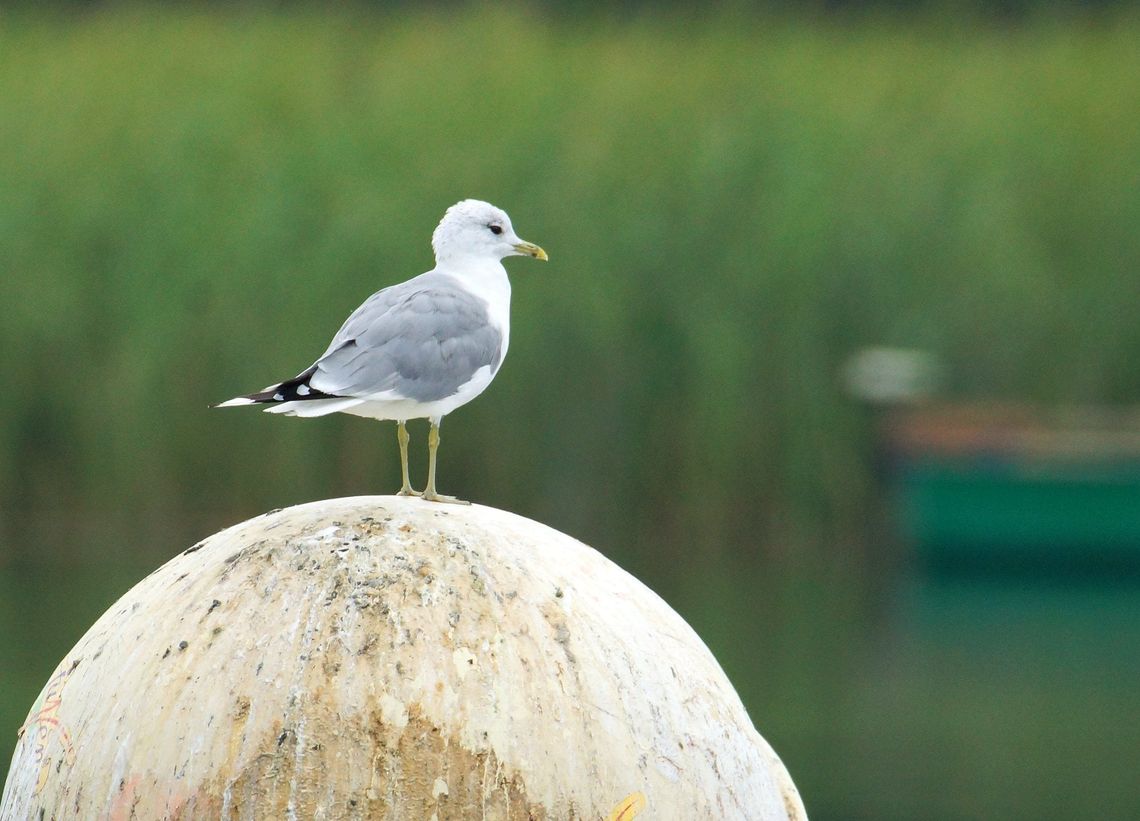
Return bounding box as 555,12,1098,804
448,257,512,365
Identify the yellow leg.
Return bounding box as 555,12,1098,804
423,420,468,504
396,421,421,497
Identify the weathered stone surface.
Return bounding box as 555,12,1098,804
2,497,805,820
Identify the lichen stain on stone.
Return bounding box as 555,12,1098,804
188,707,552,820
781,782,806,821
541,600,577,667
216,540,273,582
376,707,551,821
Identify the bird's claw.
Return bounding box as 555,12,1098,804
421,491,470,505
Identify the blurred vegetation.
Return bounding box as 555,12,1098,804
1,5,1138,818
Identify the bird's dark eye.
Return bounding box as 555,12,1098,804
488,224,503,235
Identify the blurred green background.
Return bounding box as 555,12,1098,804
2,3,1139,818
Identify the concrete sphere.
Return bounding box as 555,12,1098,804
2,497,805,820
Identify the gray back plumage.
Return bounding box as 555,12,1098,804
308,272,503,403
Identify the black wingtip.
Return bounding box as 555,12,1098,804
220,365,340,407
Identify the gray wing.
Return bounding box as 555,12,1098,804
308,272,503,403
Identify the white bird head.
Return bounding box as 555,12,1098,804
431,199,548,267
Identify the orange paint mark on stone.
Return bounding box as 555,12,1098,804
606,791,647,821
19,662,79,794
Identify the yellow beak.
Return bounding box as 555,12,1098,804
513,241,549,261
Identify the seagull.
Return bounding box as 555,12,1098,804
217,199,547,503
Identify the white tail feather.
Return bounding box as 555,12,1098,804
263,397,363,417
215,397,256,408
